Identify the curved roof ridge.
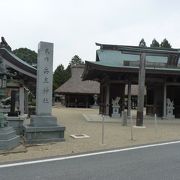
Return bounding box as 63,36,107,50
0,47,36,70
0,47,36,76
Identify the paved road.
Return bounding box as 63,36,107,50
1,142,180,180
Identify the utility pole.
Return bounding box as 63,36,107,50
136,52,146,126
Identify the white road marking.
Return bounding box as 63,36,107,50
0,140,180,168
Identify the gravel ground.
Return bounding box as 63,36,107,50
0,106,180,163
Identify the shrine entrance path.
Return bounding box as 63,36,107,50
1,105,180,164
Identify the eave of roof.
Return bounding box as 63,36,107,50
95,42,180,55
82,61,180,81
0,48,37,77
55,79,100,94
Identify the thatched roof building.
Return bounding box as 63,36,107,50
55,65,100,107
55,65,99,95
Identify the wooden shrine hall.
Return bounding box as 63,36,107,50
0,37,36,116
82,42,180,125
55,65,100,108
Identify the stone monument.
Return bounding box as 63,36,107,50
166,98,175,118
23,42,65,143
111,97,120,118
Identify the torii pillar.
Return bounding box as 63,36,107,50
136,52,146,126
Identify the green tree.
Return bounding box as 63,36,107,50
150,39,160,47
53,64,69,90
160,38,172,48
13,48,37,65
69,55,84,66
139,38,147,47
65,55,84,78
53,55,84,90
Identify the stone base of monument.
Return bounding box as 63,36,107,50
0,126,20,150
112,106,120,118
91,105,99,109
5,115,27,135
166,115,175,119
111,113,120,118
23,115,65,144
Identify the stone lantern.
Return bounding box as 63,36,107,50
0,61,20,150
0,73,8,127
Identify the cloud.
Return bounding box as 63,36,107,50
1,0,180,70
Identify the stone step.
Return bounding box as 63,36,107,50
0,135,20,150
23,124,65,144
0,127,18,140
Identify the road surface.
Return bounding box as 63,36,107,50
0,141,180,180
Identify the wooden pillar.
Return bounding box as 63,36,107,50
121,84,125,112
67,95,69,107
8,90,17,116
99,84,103,114
106,84,110,115
19,87,24,115
136,53,146,126
24,89,29,114
85,96,88,108
163,82,167,118
127,81,131,117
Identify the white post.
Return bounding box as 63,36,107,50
130,112,133,140
163,83,167,118
127,82,131,117
19,87,24,115
102,115,105,144
106,84,110,115
154,113,157,136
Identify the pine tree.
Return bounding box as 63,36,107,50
150,39,160,48
139,38,147,47
160,38,172,48
53,55,84,90
53,64,68,90
69,55,84,66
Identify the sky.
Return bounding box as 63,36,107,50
1,0,180,71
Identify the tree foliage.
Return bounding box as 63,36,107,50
13,48,37,65
65,55,84,79
53,55,84,90
139,38,172,48
139,38,147,47
69,55,84,66
150,39,160,47
160,38,172,48
53,64,69,90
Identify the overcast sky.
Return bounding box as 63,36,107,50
1,0,180,70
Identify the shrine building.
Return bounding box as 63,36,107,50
0,37,36,115
82,43,180,123
55,65,100,108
